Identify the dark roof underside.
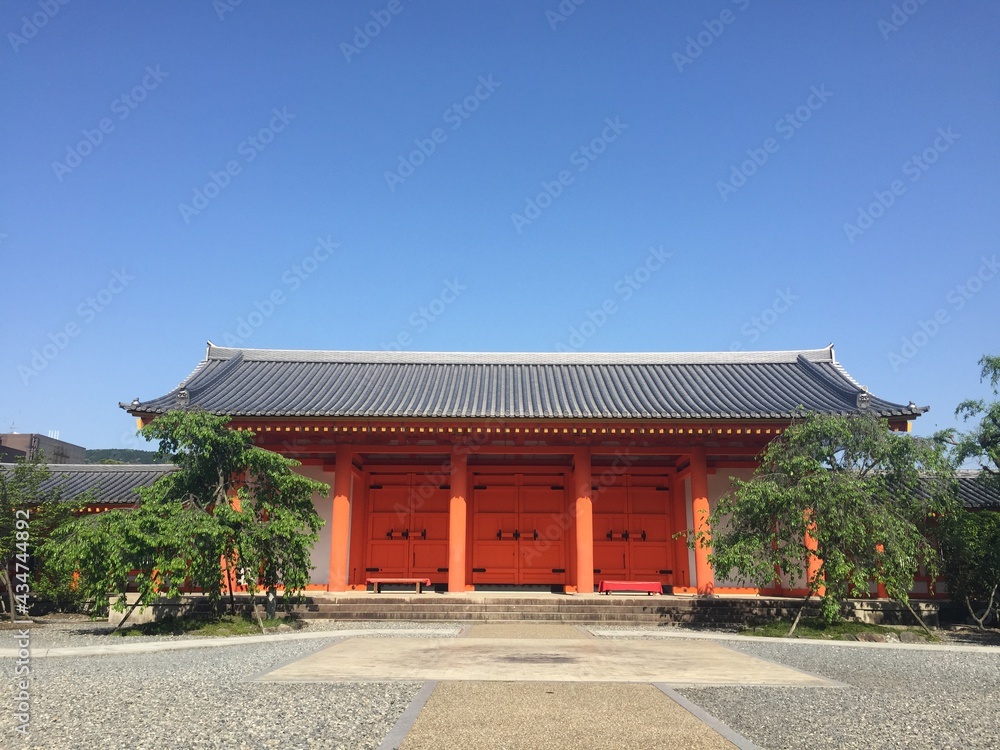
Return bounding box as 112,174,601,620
123,345,925,421
0,464,176,504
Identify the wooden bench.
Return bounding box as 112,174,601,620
366,577,432,594
598,580,662,595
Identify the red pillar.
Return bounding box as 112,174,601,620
328,445,352,592
448,450,468,593
804,513,825,597
574,448,594,594
690,446,714,596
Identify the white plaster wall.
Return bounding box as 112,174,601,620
292,465,334,585
707,468,755,589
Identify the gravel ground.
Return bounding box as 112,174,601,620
1,635,422,749
675,639,1000,750
10,618,460,649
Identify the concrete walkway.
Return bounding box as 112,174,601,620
261,634,834,686
250,623,781,749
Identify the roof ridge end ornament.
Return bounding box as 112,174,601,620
856,384,872,410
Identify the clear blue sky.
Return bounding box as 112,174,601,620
2,1,997,451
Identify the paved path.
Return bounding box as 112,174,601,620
253,623,777,749
396,682,742,750
261,635,834,686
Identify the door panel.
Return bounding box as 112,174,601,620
519,513,565,583
593,483,674,585
471,480,567,585
366,478,449,583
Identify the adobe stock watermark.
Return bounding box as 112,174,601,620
220,236,338,346
888,255,998,371
510,117,627,233
878,0,930,40
717,85,832,201
8,0,71,53
385,75,501,192
51,66,169,182
521,450,638,568
382,279,466,350
555,245,671,352
177,107,295,224
213,0,245,21
11,508,32,738
546,0,587,30
728,288,798,351
340,0,408,63
843,126,958,245
673,0,751,73
18,268,135,384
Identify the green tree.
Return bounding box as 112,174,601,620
0,458,80,619
44,410,328,629
938,354,1000,629
701,412,957,635
952,354,1000,487
939,509,1000,629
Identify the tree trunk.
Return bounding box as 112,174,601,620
226,564,235,616
964,585,998,631
111,596,144,634
0,570,17,622
786,587,815,637
899,597,935,638
249,589,265,634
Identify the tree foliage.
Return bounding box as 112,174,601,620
939,508,1000,629
951,354,1000,488
702,412,957,629
44,411,328,622
0,458,81,618
938,354,1000,628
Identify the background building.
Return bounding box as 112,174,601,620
0,433,85,464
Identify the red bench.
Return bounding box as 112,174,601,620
598,580,662,595
366,577,432,593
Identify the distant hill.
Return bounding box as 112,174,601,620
84,448,161,464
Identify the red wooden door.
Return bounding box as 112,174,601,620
471,479,567,585
366,476,449,584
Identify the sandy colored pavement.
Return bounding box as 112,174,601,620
261,635,834,686
399,682,738,750
464,623,589,639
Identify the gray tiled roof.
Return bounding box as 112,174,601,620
121,343,925,421
0,463,176,504
955,471,1000,511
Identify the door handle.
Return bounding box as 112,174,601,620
513,529,520,541
641,530,647,542
402,528,410,540
420,528,427,539
622,530,629,541
497,529,503,540
533,529,539,541
606,530,614,541
386,528,394,539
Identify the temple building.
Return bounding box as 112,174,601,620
122,343,926,596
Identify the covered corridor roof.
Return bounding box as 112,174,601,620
122,344,925,421
0,463,176,504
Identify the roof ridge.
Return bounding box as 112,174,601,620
204,344,837,366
